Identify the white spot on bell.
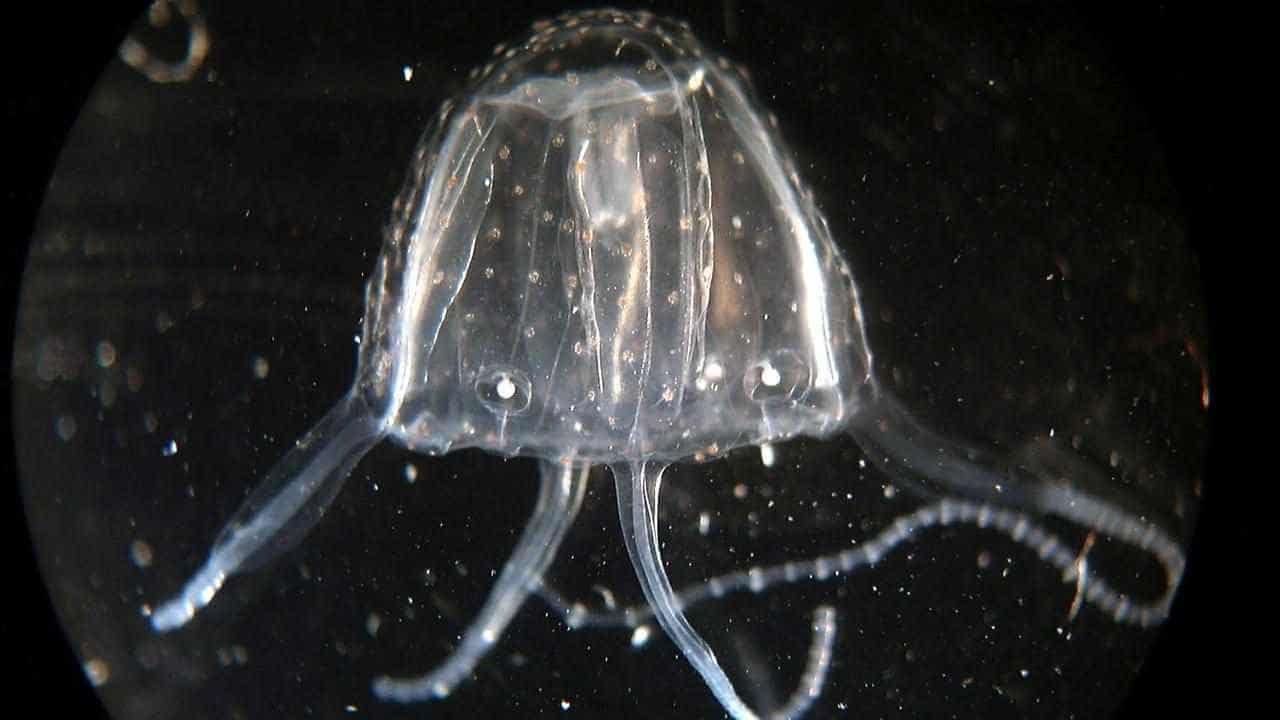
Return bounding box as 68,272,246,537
686,66,705,93
704,360,724,381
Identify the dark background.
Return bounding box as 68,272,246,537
4,1,1242,718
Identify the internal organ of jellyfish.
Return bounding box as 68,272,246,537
149,9,1184,720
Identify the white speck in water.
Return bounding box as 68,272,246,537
402,64,413,82
759,442,776,467
345,705,359,714
95,340,117,368
143,412,158,433
83,658,110,687
162,439,178,457
698,511,712,536
404,462,418,483
129,539,154,568
251,354,270,379
560,699,572,711
366,612,382,637
55,415,77,442
496,375,516,400
630,625,652,648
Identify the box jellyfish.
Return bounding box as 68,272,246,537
143,9,1190,719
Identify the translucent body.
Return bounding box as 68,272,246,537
149,10,1186,720
357,11,868,463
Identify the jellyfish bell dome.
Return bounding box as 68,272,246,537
355,8,872,464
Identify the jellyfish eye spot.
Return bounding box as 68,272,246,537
475,365,533,415
743,350,810,404
495,376,516,400
760,364,782,388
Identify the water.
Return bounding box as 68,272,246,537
12,3,1207,718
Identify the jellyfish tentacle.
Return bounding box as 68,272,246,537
372,460,588,702
150,392,385,632
542,491,1181,633
849,389,1038,509
771,605,837,720
1018,484,1185,624
613,460,757,720
850,390,1185,625
614,461,836,720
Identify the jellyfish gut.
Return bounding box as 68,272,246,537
149,10,1186,719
